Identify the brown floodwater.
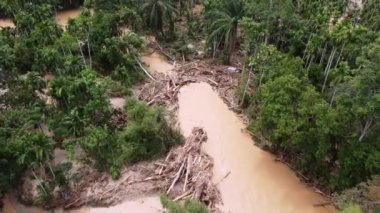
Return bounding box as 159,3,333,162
1,11,337,212
178,82,337,213
193,4,203,15
0,9,81,29
110,97,126,109
55,9,81,28
141,50,174,75
0,18,14,28
2,195,162,213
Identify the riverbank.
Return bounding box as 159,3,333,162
134,54,337,212
2,49,337,212
1,6,337,212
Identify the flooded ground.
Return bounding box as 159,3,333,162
1,9,338,212
141,50,174,75
55,9,81,28
193,4,203,15
0,8,81,28
110,97,126,109
2,195,162,213
90,197,162,213
0,18,14,28
178,82,337,213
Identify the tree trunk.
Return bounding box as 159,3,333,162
359,118,373,142
227,25,238,64
320,43,327,65
87,32,92,68
264,0,273,44
322,47,337,93
329,87,337,106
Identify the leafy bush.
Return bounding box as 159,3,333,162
244,41,380,191
160,192,208,213
341,204,362,213
0,79,43,107
99,76,130,97
70,99,181,179
76,125,127,178
249,74,337,182
49,69,111,136
0,108,53,193
119,99,181,162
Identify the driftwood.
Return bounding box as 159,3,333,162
38,128,221,212
153,43,176,62
133,58,241,116
136,58,156,81
160,128,220,210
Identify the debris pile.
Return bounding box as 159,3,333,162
18,128,221,211
160,128,220,209
134,59,241,113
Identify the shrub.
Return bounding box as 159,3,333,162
160,192,208,213
70,99,181,179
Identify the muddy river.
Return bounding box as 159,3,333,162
1,9,336,212
2,195,162,213
141,50,174,75
178,82,337,213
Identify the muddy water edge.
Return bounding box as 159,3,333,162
1,8,337,212
178,82,337,213
2,194,162,213
0,8,82,29
0,8,162,213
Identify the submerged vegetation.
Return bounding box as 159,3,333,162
0,0,379,212
0,0,181,201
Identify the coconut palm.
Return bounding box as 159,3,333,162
206,0,245,64
141,0,175,36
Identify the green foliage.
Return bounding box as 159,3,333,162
118,99,181,162
0,79,43,107
0,0,176,199
100,76,130,97
244,38,379,192
160,192,208,213
26,72,46,91
115,6,142,31
360,0,380,31
97,32,144,73
49,69,111,136
68,99,181,178
32,47,62,74
205,0,245,64
248,45,305,88
342,204,363,213
34,162,73,204
240,0,379,195
250,74,337,180
0,30,16,85
334,175,380,212
140,0,176,36
0,107,53,193
76,125,125,178
93,0,120,11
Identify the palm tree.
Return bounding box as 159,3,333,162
206,0,245,64
141,0,175,36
